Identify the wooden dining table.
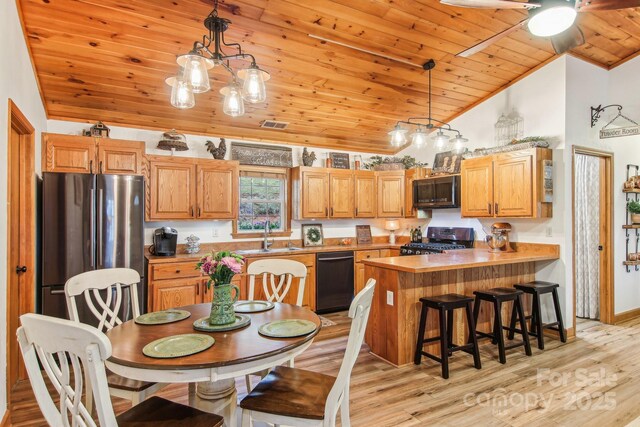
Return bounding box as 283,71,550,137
105,302,321,427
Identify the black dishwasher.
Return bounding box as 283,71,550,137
316,251,355,314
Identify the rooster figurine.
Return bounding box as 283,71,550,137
206,138,226,160
302,147,317,167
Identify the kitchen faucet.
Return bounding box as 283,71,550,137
262,220,273,251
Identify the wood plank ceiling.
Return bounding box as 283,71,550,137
18,0,640,153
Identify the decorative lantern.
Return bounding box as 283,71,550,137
83,121,110,138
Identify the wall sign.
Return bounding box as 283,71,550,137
599,126,640,139
231,142,293,167
329,152,350,169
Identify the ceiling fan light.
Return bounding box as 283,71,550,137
528,0,577,37
166,76,195,109
388,125,408,147
410,128,429,148
220,83,245,117
178,53,213,93
238,65,269,104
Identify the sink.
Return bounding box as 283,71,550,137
236,247,303,255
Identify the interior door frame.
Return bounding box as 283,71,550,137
6,99,36,403
571,146,614,325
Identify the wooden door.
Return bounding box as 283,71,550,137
461,157,494,218
494,153,533,217
405,168,426,218
377,172,405,218
152,278,202,311
197,161,238,219
7,101,36,395
329,171,354,218
354,171,376,218
148,157,196,220
43,133,96,173
97,139,144,175
302,171,329,219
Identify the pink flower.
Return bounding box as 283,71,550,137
220,256,243,274
200,259,218,275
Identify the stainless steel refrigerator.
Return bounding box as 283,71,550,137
40,172,145,325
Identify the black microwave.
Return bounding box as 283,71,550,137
413,175,460,209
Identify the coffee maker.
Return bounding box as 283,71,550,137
485,222,515,253
150,227,178,256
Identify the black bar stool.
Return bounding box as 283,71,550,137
472,288,532,364
414,294,482,379
508,281,567,350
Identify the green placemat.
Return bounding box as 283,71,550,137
135,309,191,325
234,300,275,313
193,314,251,332
258,319,317,338
142,334,214,359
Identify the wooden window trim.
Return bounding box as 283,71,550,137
233,165,292,238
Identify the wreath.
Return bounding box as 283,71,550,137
306,227,321,243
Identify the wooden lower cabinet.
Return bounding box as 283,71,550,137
152,277,204,312
355,250,380,295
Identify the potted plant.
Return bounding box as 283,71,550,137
629,200,640,224
196,251,245,325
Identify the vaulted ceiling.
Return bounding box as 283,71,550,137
18,0,640,153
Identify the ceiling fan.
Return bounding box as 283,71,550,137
442,0,640,57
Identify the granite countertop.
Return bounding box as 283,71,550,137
361,246,560,274
146,243,403,264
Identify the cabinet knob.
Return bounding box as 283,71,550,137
176,269,181,273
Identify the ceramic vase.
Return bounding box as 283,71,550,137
209,283,240,325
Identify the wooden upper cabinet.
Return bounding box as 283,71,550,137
354,170,376,218
292,167,329,219
97,139,144,175
148,157,196,220
43,134,96,174
461,156,494,218
493,153,533,217
196,160,239,219
377,171,405,218
461,148,552,219
404,168,426,218
329,170,354,218
43,133,144,175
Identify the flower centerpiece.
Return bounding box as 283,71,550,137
196,251,245,325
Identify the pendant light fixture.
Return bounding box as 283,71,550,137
388,59,468,153
528,0,577,37
166,0,269,116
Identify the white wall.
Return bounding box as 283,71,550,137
0,0,48,418
47,120,429,246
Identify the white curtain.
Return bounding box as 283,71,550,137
575,154,600,320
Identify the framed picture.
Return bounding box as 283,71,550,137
432,150,463,174
329,152,350,169
302,224,324,247
356,225,372,245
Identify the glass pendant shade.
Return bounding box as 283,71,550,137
431,130,450,151
238,66,270,104
388,126,408,147
178,53,213,93
528,0,577,37
451,134,469,153
220,84,245,117
410,128,428,148
166,76,195,109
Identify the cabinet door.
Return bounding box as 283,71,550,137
355,263,366,295
494,153,533,217
197,162,238,219
377,173,405,218
461,157,494,218
97,139,144,175
329,172,354,218
354,171,376,218
43,134,96,173
302,171,329,218
404,168,426,218
152,278,202,312
148,159,196,220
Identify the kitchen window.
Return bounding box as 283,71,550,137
233,166,291,237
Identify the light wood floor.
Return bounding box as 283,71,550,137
9,314,640,426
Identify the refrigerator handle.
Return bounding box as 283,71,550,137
98,187,104,268
90,188,96,269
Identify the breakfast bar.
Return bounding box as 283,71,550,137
361,244,560,366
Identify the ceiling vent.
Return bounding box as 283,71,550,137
260,120,289,130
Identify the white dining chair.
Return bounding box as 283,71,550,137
17,313,223,427
244,258,308,391
65,268,166,411
239,279,376,427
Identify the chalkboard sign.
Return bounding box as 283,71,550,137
329,152,350,169
356,225,372,245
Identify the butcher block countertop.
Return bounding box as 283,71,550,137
361,244,560,274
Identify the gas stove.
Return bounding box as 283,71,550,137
400,227,475,255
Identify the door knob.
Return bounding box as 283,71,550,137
16,265,27,274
